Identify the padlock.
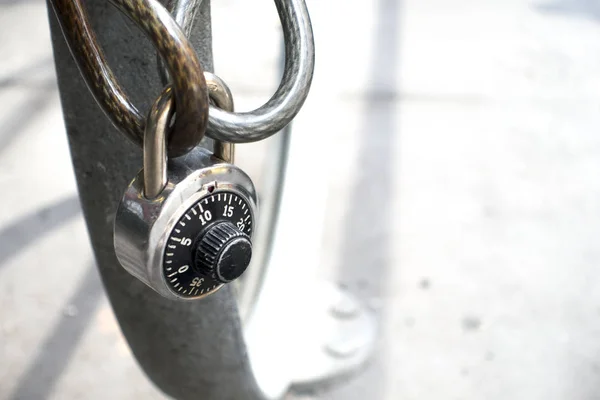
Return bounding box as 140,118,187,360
114,86,257,300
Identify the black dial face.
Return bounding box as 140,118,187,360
163,190,253,298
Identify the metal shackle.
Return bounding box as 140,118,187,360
206,72,235,163
143,86,173,199
143,74,235,199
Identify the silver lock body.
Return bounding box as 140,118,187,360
114,147,258,300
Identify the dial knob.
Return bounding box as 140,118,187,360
194,221,252,283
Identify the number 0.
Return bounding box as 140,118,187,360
178,265,189,273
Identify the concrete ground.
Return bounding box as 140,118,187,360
2,0,600,399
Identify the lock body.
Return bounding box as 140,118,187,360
114,147,257,300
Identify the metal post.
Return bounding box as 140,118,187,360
47,2,265,399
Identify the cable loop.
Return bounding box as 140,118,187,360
162,0,315,143
49,0,209,157
50,0,315,149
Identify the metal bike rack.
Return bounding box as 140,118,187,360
48,2,265,399
47,1,376,398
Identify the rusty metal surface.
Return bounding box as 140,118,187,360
48,0,209,157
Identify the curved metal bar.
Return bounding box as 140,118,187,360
159,0,204,85
48,0,209,157
161,0,314,143
166,0,204,38
144,86,174,199
205,72,234,113
206,0,314,143
204,72,235,163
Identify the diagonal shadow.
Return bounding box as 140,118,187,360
0,80,58,157
9,264,104,400
0,57,54,89
330,0,401,399
536,0,600,21
0,196,81,269
0,0,42,5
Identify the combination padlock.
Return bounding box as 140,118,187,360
114,86,257,300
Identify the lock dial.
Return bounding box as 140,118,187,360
163,190,254,298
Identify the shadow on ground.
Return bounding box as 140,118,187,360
0,196,81,270
537,0,600,21
8,264,104,400
328,0,401,399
